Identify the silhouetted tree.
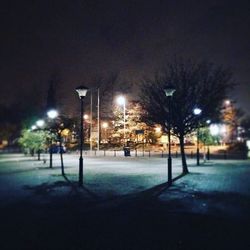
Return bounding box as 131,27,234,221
141,59,234,173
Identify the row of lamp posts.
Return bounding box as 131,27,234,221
75,85,203,187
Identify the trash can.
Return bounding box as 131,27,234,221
123,147,131,156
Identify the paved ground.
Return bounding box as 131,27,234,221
0,153,250,250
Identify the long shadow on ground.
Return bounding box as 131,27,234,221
1,172,250,250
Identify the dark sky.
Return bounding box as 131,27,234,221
1,0,250,116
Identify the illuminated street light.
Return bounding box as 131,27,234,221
31,125,37,130
116,95,126,145
102,122,108,143
164,84,176,185
47,109,59,169
47,109,58,119
75,85,89,186
193,107,202,166
36,119,45,128
155,127,162,133
193,107,202,115
102,122,108,129
83,114,89,120
224,99,231,106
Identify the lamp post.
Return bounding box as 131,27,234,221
193,107,202,166
47,109,58,168
117,96,126,146
36,119,45,161
75,85,88,186
102,122,108,143
164,85,176,185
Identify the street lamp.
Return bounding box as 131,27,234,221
102,122,108,143
75,85,88,186
47,109,58,168
116,96,126,146
164,84,176,185
193,107,202,166
36,119,45,128
47,109,58,119
31,125,37,130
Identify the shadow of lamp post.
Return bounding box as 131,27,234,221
75,85,89,187
164,84,176,185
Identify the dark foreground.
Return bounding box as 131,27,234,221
1,190,250,250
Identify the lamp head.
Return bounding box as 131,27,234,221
47,109,58,119
193,107,202,115
76,85,88,99
36,119,45,127
117,96,126,105
164,84,176,97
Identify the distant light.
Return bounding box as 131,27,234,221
155,127,161,133
193,108,202,115
224,100,231,106
47,109,58,119
31,125,37,130
102,122,108,128
209,124,219,136
117,96,125,105
83,114,89,120
206,119,211,124
36,119,45,127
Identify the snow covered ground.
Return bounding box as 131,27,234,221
1,153,250,250
0,153,250,219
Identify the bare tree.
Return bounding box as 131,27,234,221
140,59,234,173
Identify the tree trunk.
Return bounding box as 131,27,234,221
37,150,41,161
179,134,189,174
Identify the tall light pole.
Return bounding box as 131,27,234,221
35,119,45,161
47,109,58,168
193,107,202,166
117,96,126,146
102,122,108,143
164,85,176,185
75,85,88,186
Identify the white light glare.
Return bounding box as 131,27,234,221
36,119,45,127
117,96,125,106
193,108,202,115
47,109,58,119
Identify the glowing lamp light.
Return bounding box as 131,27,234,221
31,125,37,130
193,108,202,115
117,96,125,105
75,85,88,99
36,119,45,127
155,127,161,133
102,122,108,128
164,84,176,97
47,109,58,119
224,100,231,106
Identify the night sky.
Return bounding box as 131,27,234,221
1,0,250,117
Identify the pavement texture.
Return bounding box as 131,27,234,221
0,153,250,250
